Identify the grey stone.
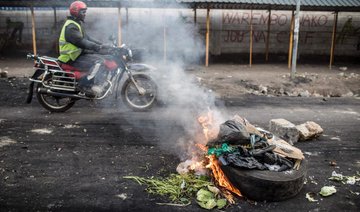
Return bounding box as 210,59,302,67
269,119,299,145
0,70,8,78
299,90,310,97
296,121,323,141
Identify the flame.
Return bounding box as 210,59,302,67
207,155,242,199
197,111,242,203
197,111,219,142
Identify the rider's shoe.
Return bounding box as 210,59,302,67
78,86,96,98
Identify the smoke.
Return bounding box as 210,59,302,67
90,5,226,160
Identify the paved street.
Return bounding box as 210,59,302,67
0,77,359,211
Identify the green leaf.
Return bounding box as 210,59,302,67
216,198,227,209
319,186,336,197
205,199,217,209
196,188,214,202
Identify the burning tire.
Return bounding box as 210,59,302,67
220,159,307,202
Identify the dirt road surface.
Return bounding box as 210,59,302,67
0,58,359,211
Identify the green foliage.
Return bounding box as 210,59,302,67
124,174,212,204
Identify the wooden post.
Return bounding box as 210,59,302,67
291,0,301,79
249,10,253,67
30,7,37,55
163,21,167,64
205,8,210,67
288,11,294,69
193,8,197,25
329,11,338,69
265,9,271,62
53,7,57,29
126,7,129,26
118,7,122,46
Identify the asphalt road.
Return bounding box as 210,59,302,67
0,77,359,211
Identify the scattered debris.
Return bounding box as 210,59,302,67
350,190,360,196
63,124,80,129
329,171,360,185
306,192,318,202
329,160,337,166
0,136,17,147
304,151,320,156
308,176,318,185
30,128,53,134
330,136,341,141
319,186,336,197
115,193,128,200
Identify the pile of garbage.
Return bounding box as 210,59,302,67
125,114,324,209
206,115,305,172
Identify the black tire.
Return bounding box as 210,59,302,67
221,159,307,202
121,74,157,111
36,84,75,113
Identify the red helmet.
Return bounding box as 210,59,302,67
69,1,87,18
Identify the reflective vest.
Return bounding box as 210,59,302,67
58,19,83,63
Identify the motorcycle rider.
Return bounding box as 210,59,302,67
58,0,111,96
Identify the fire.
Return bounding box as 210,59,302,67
207,155,242,203
197,111,219,142
197,111,242,203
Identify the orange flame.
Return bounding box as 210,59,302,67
197,111,242,203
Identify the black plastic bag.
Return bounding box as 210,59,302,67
216,120,250,145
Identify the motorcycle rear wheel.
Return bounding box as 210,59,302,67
36,84,75,113
121,74,157,111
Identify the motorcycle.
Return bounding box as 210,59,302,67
26,44,158,112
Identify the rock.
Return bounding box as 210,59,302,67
299,90,310,97
296,121,323,141
342,92,353,97
339,67,347,71
279,87,285,95
338,72,345,77
0,70,8,78
259,84,268,94
269,119,299,145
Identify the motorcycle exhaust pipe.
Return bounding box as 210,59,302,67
37,87,85,99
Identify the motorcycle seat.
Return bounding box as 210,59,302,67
59,63,86,80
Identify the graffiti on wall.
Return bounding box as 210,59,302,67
336,17,360,50
0,17,24,53
221,11,329,45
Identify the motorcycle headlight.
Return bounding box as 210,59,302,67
128,49,133,58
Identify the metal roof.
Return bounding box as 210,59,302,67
178,0,360,11
0,0,359,11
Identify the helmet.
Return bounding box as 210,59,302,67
69,1,87,19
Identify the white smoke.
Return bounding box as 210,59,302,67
89,5,226,159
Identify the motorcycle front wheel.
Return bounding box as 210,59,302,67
121,74,157,111
36,84,75,113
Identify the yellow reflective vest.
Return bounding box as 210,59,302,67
58,19,83,63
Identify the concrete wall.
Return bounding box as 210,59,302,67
1,8,359,59
205,10,360,56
